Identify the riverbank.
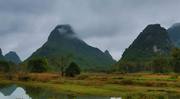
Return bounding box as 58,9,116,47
0,73,180,98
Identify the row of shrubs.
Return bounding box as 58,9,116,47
26,58,81,77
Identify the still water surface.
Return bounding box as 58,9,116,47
0,85,122,99
0,85,179,99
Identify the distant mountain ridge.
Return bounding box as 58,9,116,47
27,24,116,71
0,49,21,64
5,51,21,64
168,23,180,47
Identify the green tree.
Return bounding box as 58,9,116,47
27,58,48,73
65,62,80,77
171,48,180,73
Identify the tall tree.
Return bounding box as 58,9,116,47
27,58,48,73
55,54,73,77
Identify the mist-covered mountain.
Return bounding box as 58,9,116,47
5,51,21,64
120,24,173,62
27,24,116,71
168,23,180,47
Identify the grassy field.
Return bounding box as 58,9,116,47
0,73,180,97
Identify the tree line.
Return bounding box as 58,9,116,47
2,48,180,75
116,48,180,73
0,56,81,77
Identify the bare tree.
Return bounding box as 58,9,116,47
55,54,73,77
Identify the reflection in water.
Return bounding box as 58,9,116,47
0,85,31,99
0,85,180,99
0,85,119,99
10,87,31,99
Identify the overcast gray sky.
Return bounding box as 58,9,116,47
0,0,180,61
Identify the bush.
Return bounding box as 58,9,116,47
17,72,30,81
171,48,180,73
169,74,178,80
120,79,134,85
77,74,89,80
0,60,10,72
27,58,48,73
117,61,145,73
151,56,170,73
65,62,80,77
18,75,30,81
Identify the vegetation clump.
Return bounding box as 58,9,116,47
151,56,170,73
27,58,48,73
171,48,180,73
0,60,10,72
65,62,80,77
